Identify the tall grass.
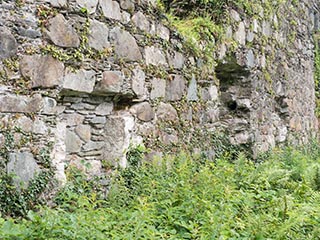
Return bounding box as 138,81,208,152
1,145,320,239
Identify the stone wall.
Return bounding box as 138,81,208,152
0,0,319,185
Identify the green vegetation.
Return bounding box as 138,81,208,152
2,143,320,239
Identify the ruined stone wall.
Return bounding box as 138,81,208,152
0,0,319,185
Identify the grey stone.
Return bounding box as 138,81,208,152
150,78,166,99
246,50,255,68
7,152,40,188
42,97,57,115
75,124,91,142
45,14,80,47
0,94,43,113
15,116,33,132
33,119,48,134
167,51,185,69
145,46,167,66
130,102,154,122
0,27,17,60
230,9,241,22
132,12,149,32
20,55,64,88
99,0,122,20
277,125,287,143
109,27,142,61
247,31,254,42
62,113,85,126
262,21,272,37
66,130,82,153
94,71,123,95
63,69,96,93
132,68,147,99
160,130,178,145
76,0,98,14
156,103,178,122
209,85,219,101
95,102,113,115
103,114,135,168
17,27,41,39
187,76,198,101
120,0,135,11
156,24,170,41
166,75,186,101
47,0,67,7
233,132,250,144
121,11,131,24
83,141,104,151
90,116,106,124
88,20,110,51
234,21,246,45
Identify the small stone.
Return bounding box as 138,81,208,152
90,116,106,124
88,20,110,51
209,85,219,101
187,75,198,101
94,71,123,95
66,130,83,153
62,113,85,126
145,46,167,66
109,27,142,62
234,21,246,45
75,124,91,142
160,130,178,145
166,75,186,101
20,55,64,88
156,103,178,122
95,102,114,115
131,12,149,32
0,27,17,60
230,9,241,22
7,152,40,188
45,14,80,47
120,0,135,11
121,11,131,24
99,0,122,20
83,141,104,151
150,78,166,99
167,51,185,69
15,116,33,132
132,68,147,99
33,119,48,134
76,0,98,14
63,69,96,93
156,24,170,41
47,0,67,7
130,102,154,122
42,97,57,115
262,21,272,37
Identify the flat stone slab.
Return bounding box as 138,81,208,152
45,14,80,48
0,27,17,60
63,69,96,94
0,94,43,113
88,20,110,51
94,71,124,95
20,55,64,88
166,75,186,101
99,0,121,20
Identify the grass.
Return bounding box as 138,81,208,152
1,143,320,239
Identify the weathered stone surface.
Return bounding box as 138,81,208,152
90,116,107,125
0,94,43,113
95,102,114,115
167,51,185,69
47,0,67,7
209,85,219,101
145,46,167,66
109,27,142,61
7,152,40,188
0,27,17,60
75,124,91,142
62,113,85,126
156,24,170,41
234,21,246,45
246,50,255,68
150,78,166,99
83,141,104,151
66,130,82,153
94,71,123,94
262,21,272,37
103,114,135,168
88,20,110,51
187,76,198,101
15,116,33,132
99,0,121,20
132,68,147,99
76,0,98,14
166,75,186,101
20,55,64,88
33,119,48,134
45,14,80,47
42,97,58,115
130,102,154,122
156,103,178,122
120,0,135,11
132,12,149,32
160,130,178,145
63,70,96,93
